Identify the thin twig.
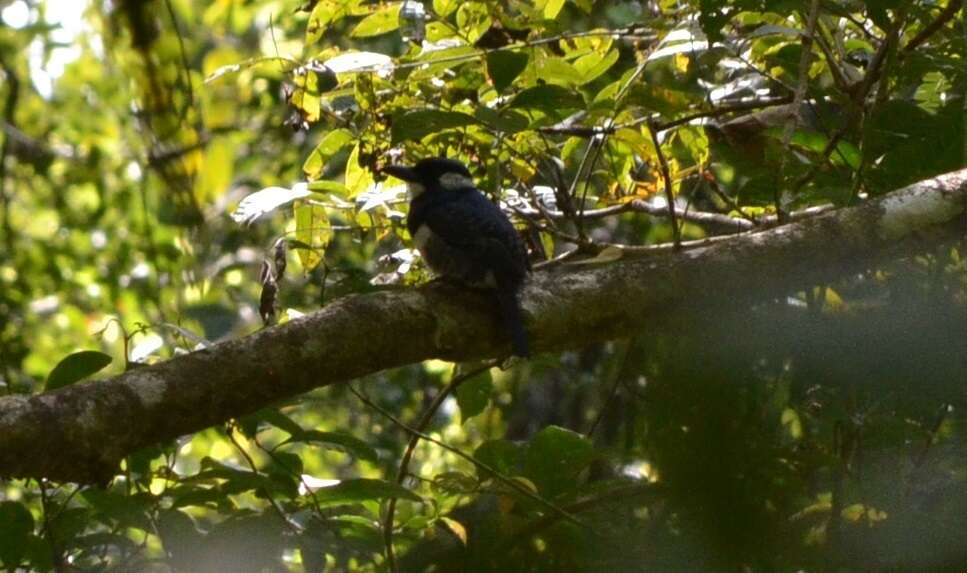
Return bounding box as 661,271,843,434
393,29,654,71
902,0,963,53
499,483,658,552
348,385,584,529
164,0,194,110
382,361,497,573
225,425,302,534
539,96,794,137
646,120,680,247
516,197,834,231
777,0,822,223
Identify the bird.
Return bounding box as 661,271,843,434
382,157,531,357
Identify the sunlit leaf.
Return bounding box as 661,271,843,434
294,200,332,271
303,129,355,179
440,517,468,545
231,184,312,225
344,144,375,197
351,3,402,37
573,48,619,84
433,0,459,17
311,478,423,505
323,51,394,74
203,56,294,84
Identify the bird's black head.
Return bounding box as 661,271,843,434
382,157,475,196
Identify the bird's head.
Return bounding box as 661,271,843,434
382,157,475,197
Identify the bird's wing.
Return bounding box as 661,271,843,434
421,190,528,281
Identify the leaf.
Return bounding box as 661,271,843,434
440,517,467,545
193,458,286,496
523,426,594,498
82,490,152,529
203,56,293,84
473,440,523,477
307,180,351,195
231,184,312,225
391,109,477,143
432,470,479,494
323,51,394,74
311,478,423,505
294,200,332,272
281,430,379,462
532,57,583,87
510,84,585,113
474,107,529,133
46,350,112,391
455,370,492,422
540,0,566,19
573,48,619,85
344,144,374,198
303,129,354,179
486,51,529,92
0,502,34,568
433,0,459,17
351,3,401,37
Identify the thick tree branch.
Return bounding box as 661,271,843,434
1,169,966,483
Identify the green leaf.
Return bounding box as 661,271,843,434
523,426,594,498
307,180,351,195
344,143,375,198
312,478,422,505
473,439,523,477
474,107,529,133
486,51,529,92
294,200,332,272
573,48,619,85
432,470,479,494
0,502,34,568
251,408,305,436
193,457,282,495
540,0,566,19
303,128,354,180
281,430,379,462
456,370,492,422
532,57,584,87
82,490,152,530
391,109,477,143
433,0,459,17
510,84,585,113
351,3,401,38
45,350,112,391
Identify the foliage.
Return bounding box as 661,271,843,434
0,0,965,571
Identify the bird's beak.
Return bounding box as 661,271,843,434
382,164,418,182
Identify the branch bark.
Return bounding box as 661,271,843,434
1,169,966,483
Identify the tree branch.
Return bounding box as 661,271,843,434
1,169,965,483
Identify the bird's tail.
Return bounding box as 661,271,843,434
495,282,529,358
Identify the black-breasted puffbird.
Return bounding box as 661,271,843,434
382,158,531,357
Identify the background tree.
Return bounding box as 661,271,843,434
0,0,964,571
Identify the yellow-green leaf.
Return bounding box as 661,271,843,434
344,144,374,198
303,128,354,179
351,4,401,38
294,200,332,271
